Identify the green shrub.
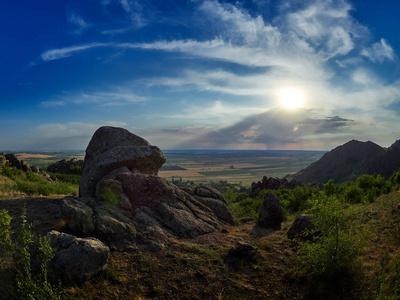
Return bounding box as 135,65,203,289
296,196,363,281
51,173,81,185
68,165,82,175
323,179,338,196
229,197,263,220
343,185,363,203
0,208,61,299
1,164,23,181
357,174,385,196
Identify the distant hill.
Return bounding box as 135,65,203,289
292,139,400,184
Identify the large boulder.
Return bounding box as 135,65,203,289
80,126,166,197
257,193,284,230
62,126,233,246
47,230,110,285
287,214,319,242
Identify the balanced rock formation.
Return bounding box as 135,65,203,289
257,193,283,230
62,126,234,247
80,126,166,197
47,230,110,285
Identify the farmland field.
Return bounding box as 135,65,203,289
158,150,325,186
6,149,326,187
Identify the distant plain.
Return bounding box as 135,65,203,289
11,150,326,186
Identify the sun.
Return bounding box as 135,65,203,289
279,88,304,109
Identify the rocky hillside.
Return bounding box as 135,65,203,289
293,139,400,184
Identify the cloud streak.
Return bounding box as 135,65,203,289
40,89,147,107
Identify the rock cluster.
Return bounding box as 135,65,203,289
4,153,39,173
47,158,83,175
251,176,301,194
62,126,234,248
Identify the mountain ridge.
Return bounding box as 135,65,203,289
292,139,400,184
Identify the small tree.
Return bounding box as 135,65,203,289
0,208,60,299
295,196,364,296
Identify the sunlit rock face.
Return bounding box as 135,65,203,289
63,126,234,248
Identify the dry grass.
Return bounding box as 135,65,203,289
62,220,305,300
16,153,56,160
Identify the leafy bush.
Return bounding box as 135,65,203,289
343,184,363,203
2,164,23,181
0,209,61,299
50,173,81,185
357,174,385,195
229,197,263,220
68,165,82,175
295,196,363,296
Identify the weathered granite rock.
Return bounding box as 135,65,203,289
61,196,137,244
61,197,95,235
287,214,319,242
47,230,109,285
31,165,40,173
115,173,223,237
193,186,235,225
194,186,226,203
257,193,284,230
80,126,166,197
5,153,21,169
62,126,233,245
228,240,258,258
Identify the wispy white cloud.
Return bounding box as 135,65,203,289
361,38,394,63
281,0,367,59
40,43,107,61
40,88,146,107
33,0,400,150
67,11,90,35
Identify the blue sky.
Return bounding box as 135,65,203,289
1,0,400,151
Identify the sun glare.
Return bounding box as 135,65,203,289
279,88,304,109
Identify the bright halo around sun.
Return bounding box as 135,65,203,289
279,88,304,109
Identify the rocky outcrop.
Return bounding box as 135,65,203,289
47,158,83,175
47,230,109,285
80,126,166,197
62,126,233,247
4,153,39,173
251,176,302,194
257,193,283,230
